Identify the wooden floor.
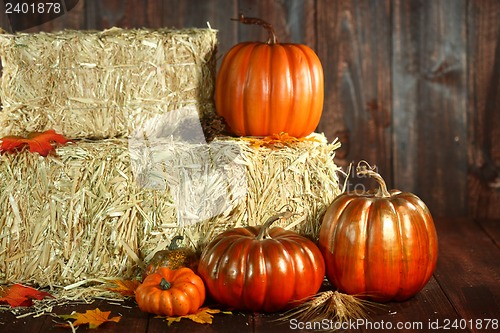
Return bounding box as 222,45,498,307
0,217,498,333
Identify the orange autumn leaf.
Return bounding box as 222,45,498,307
0,129,70,156
242,132,320,149
58,308,121,329
0,283,53,307
107,279,141,297
165,307,231,326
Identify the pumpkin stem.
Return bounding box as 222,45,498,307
356,161,391,197
168,235,184,250
231,13,278,44
256,205,295,240
159,278,171,290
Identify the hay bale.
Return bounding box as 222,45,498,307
0,27,218,139
0,134,342,287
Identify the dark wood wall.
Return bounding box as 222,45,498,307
1,0,499,220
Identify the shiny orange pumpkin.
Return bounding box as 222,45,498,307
318,162,438,302
215,14,324,138
198,208,325,313
135,267,205,316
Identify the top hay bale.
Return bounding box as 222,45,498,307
0,27,218,139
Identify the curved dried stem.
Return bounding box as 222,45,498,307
356,160,390,197
231,13,278,44
168,235,184,250
256,205,297,240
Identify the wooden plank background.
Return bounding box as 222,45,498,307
0,0,498,220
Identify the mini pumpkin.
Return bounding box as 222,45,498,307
135,267,205,316
143,236,198,279
318,162,438,302
197,207,325,313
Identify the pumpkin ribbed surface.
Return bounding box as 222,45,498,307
198,225,325,312
135,267,205,316
319,189,438,302
215,41,324,138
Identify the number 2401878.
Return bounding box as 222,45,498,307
5,2,62,14
440,318,498,330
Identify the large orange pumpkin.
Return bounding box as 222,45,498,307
215,14,324,138
318,162,438,302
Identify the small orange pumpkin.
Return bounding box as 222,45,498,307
215,14,324,138
135,267,205,316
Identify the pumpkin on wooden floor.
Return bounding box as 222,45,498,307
135,267,205,316
143,236,199,280
197,207,325,313
318,162,438,302
215,14,324,138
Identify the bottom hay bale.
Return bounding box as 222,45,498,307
0,134,342,287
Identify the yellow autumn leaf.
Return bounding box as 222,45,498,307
58,308,121,329
107,279,141,297
165,307,230,326
241,132,320,149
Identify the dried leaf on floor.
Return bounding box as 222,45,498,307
165,307,231,325
107,279,141,297
0,283,53,307
57,308,121,329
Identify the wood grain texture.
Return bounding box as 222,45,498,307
466,0,500,219
361,278,463,333
41,299,149,333
160,0,238,67
146,302,254,333
434,218,500,332
85,0,163,29
476,218,500,247
0,0,84,32
236,0,315,45
0,311,46,333
316,0,393,189
0,0,498,219
0,1,9,31
392,0,468,217
1,217,497,333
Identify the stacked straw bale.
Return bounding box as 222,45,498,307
0,27,343,291
0,134,342,287
0,27,218,139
